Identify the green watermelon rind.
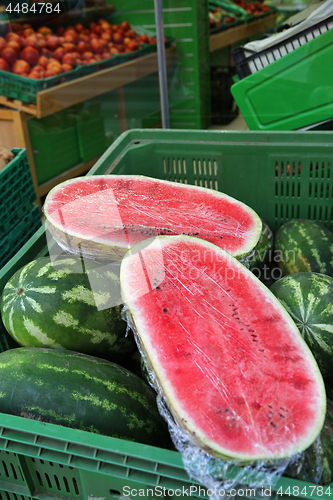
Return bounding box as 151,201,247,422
0,256,136,362
43,175,263,260
270,272,333,378
0,347,169,447
120,234,327,462
248,219,274,270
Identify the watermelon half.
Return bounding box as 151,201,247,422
43,175,262,261
120,235,326,461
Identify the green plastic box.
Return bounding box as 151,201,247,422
0,66,83,105
0,148,37,239
231,23,333,130
0,129,333,499
28,120,82,185
77,116,107,163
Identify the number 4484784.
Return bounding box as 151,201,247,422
277,486,331,496
6,3,61,14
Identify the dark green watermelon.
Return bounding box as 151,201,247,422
0,347,169,447
248,219,274,271
274,219,333,276
270,272,333,377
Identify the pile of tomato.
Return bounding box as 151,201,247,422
0,19,157,79
209,7,236,30
233,0,271,16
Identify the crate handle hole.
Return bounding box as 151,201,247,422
110,490,121,497
133,141,141,145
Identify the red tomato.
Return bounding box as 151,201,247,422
126,40,139,51
62,63,73,72
12,59,30,74
74,24,84,33
0,37,6,51
62,52,77,67
76,41,89,54
46,35,61,51
62,43,76,53
53,47,66,61
7,40,21,53
82,51,93,60
37,26,52,36
20,46,39,65
121,21,130,31
112,33,124,45
1,47,17,65
46,61,62,74
38,55,49,68
0,58,9,71
90,39,103,54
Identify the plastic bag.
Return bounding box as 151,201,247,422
120,234,328,497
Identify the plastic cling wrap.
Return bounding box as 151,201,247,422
43,175,262,262
120,234,328,495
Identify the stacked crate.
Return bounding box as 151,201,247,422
0,148,42,270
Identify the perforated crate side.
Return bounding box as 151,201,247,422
232,14,333,79
0,149,36,239
0,205,42,270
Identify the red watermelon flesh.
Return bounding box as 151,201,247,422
120,235,326,461
43,175,262,260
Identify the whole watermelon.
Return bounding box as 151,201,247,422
0,347,169,447
248,219,274,271
0,256,136,362
270,272,333,377
274,219,333,276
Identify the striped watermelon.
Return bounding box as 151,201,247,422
0,256,136,362
43,175,262,261
274,219,333,276
270,272,333,378
0,347,169,446
248,219,274,272
120,234,326,461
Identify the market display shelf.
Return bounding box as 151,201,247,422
0,128,332,500
0,46,177,119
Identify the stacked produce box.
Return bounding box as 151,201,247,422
0,148,42,270
28,101,108,184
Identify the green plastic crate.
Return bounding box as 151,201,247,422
231,22,333,130
0,148,36,239
0,41,160,105
28,120,81,185
77,116,107,163
0,204,41,270
0,66,84,105
0,129,333,499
